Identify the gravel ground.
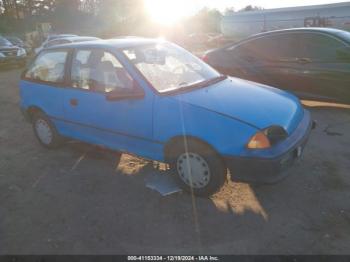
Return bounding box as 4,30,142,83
0,68,350,254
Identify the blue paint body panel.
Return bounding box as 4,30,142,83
19,40,309,165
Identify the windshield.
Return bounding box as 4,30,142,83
122,42,222,93
0,37,12,46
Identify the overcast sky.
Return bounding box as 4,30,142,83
194,0,350,11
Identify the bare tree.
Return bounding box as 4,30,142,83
238,5,264,12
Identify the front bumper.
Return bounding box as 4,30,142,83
225,109,314,184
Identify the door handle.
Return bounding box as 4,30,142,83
70,98,78,106
297,58,311,64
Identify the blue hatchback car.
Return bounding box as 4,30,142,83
19,38,314,196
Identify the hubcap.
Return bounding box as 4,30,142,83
35,119,53,145
176,153,211,189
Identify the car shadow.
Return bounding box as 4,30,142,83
26,141,343,254
60,140,271,217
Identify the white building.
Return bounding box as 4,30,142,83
221,2,350,39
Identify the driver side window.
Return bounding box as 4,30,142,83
71,49,134,93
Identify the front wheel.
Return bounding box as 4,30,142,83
32,112,63,148
169,140,227,197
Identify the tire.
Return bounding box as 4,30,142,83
168,139,227,197
32,112,63,149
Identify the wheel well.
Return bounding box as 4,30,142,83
26,106,44,122
164,136,221,163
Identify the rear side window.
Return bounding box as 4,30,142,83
25,50,68,84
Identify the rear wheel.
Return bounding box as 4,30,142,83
32,112,63,148
168,139,227,197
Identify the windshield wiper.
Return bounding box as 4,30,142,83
161,75,227,94
178,75,227,91
197,75,227,88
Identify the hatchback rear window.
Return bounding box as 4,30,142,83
25,50,68,84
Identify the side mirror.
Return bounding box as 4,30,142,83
336,46,350,61
106,84,145,101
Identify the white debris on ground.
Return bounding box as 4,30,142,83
145,171,182,196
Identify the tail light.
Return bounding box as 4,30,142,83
201,54,209,63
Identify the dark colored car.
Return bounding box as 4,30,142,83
5,36,24,47
0,37,27,67
5,36,32,55
203,28,350,104
35,34,77,54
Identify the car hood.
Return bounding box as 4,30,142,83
172,77,304,134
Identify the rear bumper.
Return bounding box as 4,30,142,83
225,109,314,184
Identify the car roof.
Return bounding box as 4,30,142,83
247,27,348,38
67,36,100,42
219,27,350,50
47,34,77,40
49,36,99,42
46,37,160,50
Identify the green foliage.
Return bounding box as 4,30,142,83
185,8,222,34
0,0,223,37
238,5,264,12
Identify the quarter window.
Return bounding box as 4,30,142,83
25,50,68,83
71,49,134,93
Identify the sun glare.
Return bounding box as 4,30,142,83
145,0,194,25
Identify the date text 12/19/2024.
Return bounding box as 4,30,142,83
127,256,219,261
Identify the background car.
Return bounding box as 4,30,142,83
203,28,350,104
0,36,27,67
5,36,32,55
40,36,100,50
34,34,77,54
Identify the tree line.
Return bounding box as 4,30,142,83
0,0,146,35
0,0,261,37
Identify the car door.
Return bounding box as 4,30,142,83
227,34,302,90
293,32,350,103
62,48,157,159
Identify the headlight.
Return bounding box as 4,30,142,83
247,126,287,149
247,132,271,149
17,48,26,56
